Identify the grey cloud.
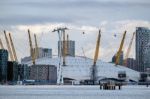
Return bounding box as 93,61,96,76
2,0,150,8
0,0,150,26
0,15,76,25
0,0,150,62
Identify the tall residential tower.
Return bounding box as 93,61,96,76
58,40,75,57
136,27,150,72
0,49,8,82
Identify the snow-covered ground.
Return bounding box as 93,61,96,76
0,85,149,99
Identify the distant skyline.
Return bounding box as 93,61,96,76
0,0,150,62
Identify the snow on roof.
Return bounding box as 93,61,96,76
23,56,140,81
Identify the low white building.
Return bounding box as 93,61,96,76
24,56,140,83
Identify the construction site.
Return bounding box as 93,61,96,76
1,26,150,86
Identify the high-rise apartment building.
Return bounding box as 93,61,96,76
0,49,8,83
136,27,150,72
58,40,75,57
143,42,150,72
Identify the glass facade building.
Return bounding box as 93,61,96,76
7,61,18,82
136,27,150,72
0,49,8,83
18,64,30,80
143,42,150,72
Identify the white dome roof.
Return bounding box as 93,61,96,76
23,56,140,81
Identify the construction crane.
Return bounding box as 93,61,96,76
92,30,101,83
4,30,14,61
124,32,135,66
115,31,127,65
34,34,39,59
8,33,18,62
28,29,35,65
0,38,4,49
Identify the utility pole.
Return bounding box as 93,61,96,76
52,27,68,85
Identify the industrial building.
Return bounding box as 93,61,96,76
29,65,57,84
0,49,8,83
136,27,150,72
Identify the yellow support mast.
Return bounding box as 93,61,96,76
8,33,18,62
92,30,101,82
34,34,39,59
0,38,4,49
93,30,101,66
115,31,127,65
4,30,14,61
28,29,35,65
124,32,135,66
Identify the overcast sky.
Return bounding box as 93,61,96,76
0,0,150,62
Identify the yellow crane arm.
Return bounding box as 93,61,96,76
28,29,35,65
115,31,127,65
93,30,101,66
8,33,18,62
124,32,135,65
0,38,4,49
4,30,14,61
